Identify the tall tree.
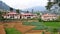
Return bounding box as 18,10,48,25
16,9,20,13
10,7,13,11
26,10,29,13
59,3,60,7
46,2,53,10
0,11,4,21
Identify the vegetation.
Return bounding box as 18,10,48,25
0,11,5,21
52,28,58,34
23,21,60,31
46,2,53,10
16,9,20,13
23,22,47,30
32,26,47,30
42,22,60,28
5,28,22,34
10,7,13,11
22,22,43,26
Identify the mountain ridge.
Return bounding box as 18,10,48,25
22,6,46,12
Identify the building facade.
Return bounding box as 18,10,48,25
21,13,37,19
41,13,58,21
3,12,21,19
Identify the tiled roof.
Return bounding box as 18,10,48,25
7,12,18,14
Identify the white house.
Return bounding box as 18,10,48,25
21,13,37,19
3,12,21,19
41,13,58,21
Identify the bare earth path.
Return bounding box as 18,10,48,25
0,25,6,34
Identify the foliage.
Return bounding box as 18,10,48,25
0,11,5,21
52,28,58,32
26,10,29,13
42,22,60,28
23,22,48,30
10,7,13,11
23,22,43,26
16,9,20,13
59,3,60,7
46,2,53,10
38,18,42,22
32,26,47,30
5,28,22,34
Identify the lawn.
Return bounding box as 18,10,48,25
5,28,22,34
42,22,60,28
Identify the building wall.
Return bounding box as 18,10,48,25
21,16,34,19
3,15,20,19
41,14,58,21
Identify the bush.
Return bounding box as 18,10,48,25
38,18,43,22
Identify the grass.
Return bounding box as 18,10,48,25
42,22,60,28
5,28,22,34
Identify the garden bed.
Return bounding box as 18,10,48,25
5,28,22,34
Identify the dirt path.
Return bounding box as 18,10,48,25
14,23,35,33
0,21,40,34
0,25,6,34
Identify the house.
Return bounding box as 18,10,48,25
21,13,37,19
3,12,21,19
41,13,58,21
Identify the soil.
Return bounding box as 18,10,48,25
0,21,51,34
0,25,6,34
0,21,35,34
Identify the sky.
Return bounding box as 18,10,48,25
1,0,48,9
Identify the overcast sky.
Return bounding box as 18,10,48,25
1,0,48,9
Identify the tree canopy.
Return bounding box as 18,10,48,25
16,9,20,13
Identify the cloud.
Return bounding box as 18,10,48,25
1,0,48,9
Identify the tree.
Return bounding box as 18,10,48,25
46,2,53,10
26,10,29,13
59,3,60,7
10,7,13,11
16,9,20,13
0,11,4,21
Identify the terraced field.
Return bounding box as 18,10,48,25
0,21,59,34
